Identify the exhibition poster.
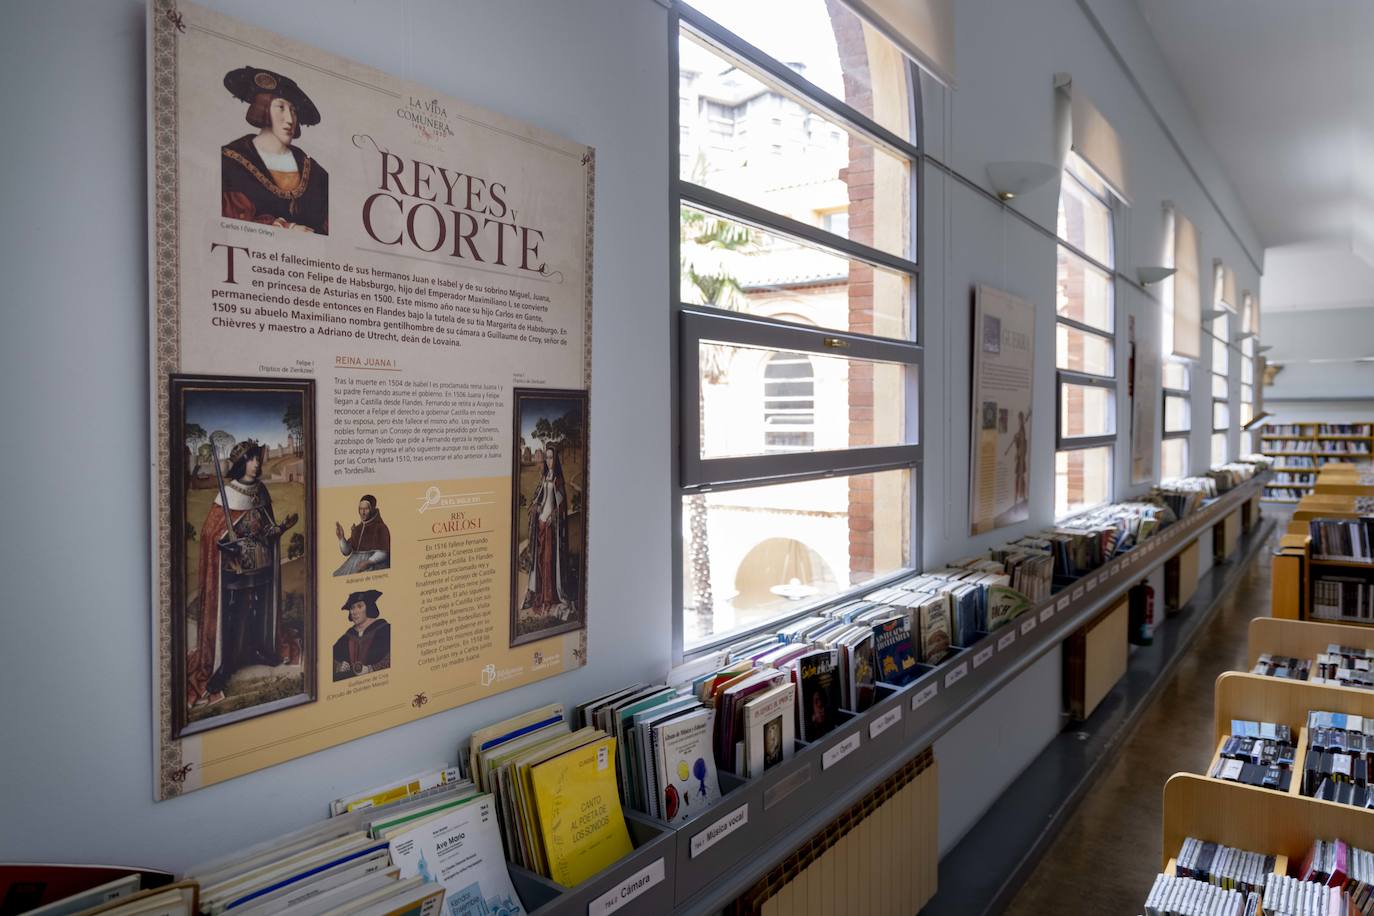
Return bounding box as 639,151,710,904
969,286,1034,535
149,0,592,797
1129,315,1157,484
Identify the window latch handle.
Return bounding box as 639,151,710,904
823,337,850,350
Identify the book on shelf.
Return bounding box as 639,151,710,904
527,734,634,888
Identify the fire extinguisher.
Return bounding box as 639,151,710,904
1129,580,1155,646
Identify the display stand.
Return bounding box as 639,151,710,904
1162,774,1374,871
1212,671,1374,749
1247,617,1374,668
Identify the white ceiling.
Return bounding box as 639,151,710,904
1136,0,1374,311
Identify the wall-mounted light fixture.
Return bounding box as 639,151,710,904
1256,345,1273,354
1242,411,1272,431
1202,309,1226,321
1137,266,1176,286
986,161,1058,201
1233,331,1257,342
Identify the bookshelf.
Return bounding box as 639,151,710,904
1261,422,1374,502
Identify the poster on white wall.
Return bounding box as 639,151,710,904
1130,314,1157,484
147,0,593,798
969,286,1035,535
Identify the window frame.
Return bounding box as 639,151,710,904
1054,162,1119,517
670,2,925,662
1161,358,1190,477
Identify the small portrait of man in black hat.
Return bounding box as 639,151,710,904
221,66,329,234
332,589,390,681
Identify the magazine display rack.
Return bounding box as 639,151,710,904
1247,618,1374,669
488,472,1273,914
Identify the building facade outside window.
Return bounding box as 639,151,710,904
673,0,923,656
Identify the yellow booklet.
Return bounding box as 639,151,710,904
529,734,633,887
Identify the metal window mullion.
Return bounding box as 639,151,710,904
1163,430,1189,441
683,301,919,354
1057,434,1116,451
686,445,920,492
1055,314,1115,341
678,5,920,164
684,307,921,365
680,182,920,277
1057,369,1117,390
1057,238,1114,281
1162,386,1189,397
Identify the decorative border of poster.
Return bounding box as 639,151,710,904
148,0,592,798
969,286,1034,535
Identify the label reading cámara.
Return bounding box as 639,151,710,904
589,858,666,914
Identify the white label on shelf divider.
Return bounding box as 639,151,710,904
1057,596,1070,611
590,858,666,914
911,682,938,710
1020,616,1037,636
1087,576,1099,590
998,630,1016,651
869,706,902,739
1073,586,1085,600
1039,607,1054,624
822,732,861,770
690,804,749,858
945,661,969,687
974,646,994,668
1111,563,1120,575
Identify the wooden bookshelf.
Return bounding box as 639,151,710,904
1261,422,1374,500
1247,617,1374,668
1163,774,1374,872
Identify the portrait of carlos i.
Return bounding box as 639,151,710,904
221,66,329,234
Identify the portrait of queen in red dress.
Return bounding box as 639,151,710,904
510,389,587,647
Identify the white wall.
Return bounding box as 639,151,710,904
919,0,1261,849
0,0,1264,877
0,0,670,871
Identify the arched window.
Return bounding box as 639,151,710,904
763,352,815,453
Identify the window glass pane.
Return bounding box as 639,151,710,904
1212,336,1229,375
681,468,912,649
1240,401,1253,427
1161,437,1188,479
1055,446,1112,518
1213,401,1230,431
1211,432,1228,466
1212,373,1228,399
1164,394,1191,433
1064,152,1112,205
1060,382,1115,439
1241,383,1253,405
1056,248,1114,332
679,34,912,260
1242,357,1253,386
1162,361,1189,391
680,206,911,340
698,341,909,458
1057,169,1114,265
1056,325,1114,376
682,0,916,143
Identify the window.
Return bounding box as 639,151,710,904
1210,264,1235,465
1055,152,1117,517
674,0,922,655
1161,359,1190,479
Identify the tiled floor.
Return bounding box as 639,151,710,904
1001,515,1285,915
